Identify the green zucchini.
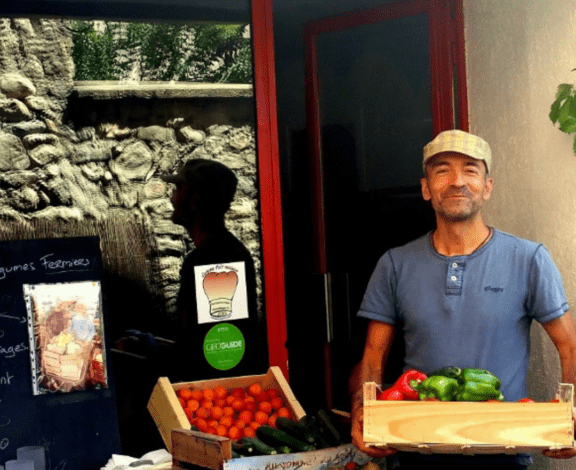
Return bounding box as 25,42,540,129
276,445,292,454
276,417,316,446
256,425,314,453
297,416,331,449
240,437,278,455
232,439,254,456
317,409,344,446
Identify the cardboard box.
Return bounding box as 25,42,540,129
147,367,306,452
363,382,575,454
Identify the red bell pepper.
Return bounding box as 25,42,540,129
393,369,427,400
377,387,404,400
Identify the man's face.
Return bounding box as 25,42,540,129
170,183,196,227
421,152,493,223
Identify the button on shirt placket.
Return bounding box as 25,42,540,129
446,261,465,295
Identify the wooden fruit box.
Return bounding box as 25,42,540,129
171,429,370,470
147,367,306,453
148,367,373,470
363,382,575,454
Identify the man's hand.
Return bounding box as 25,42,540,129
350,392,396,458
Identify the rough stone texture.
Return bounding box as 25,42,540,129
0,19,262,331
110,141,154,182
0,72,36,98
0,133,29,170
0,98,32,121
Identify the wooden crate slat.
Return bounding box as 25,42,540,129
172,429,231,470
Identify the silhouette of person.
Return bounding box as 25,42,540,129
162,159,268,380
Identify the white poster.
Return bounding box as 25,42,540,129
194,262,249,324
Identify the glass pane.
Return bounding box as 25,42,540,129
0,12,266,459
317,13,432,192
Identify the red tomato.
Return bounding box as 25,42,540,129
518,398,535,403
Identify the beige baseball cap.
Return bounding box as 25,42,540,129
423,129,492,173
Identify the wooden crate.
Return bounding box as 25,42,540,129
171,429,371,470
363,382,575,454
147,367,306,453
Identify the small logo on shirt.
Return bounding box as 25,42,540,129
484,286,504,293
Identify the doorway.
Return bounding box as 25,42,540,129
304,0,467,410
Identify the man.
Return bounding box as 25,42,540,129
162,158,268,380
350,130,576,468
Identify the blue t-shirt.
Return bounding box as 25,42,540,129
358,228,568,401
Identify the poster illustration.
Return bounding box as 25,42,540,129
194,262,249,324
23,281,108,395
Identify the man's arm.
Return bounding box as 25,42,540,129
350,320,397,458
541,311,576,459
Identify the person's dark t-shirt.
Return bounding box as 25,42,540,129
171,229,268,381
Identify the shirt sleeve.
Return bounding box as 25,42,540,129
527,245,569,323
357,251,399,325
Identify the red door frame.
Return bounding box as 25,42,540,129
251,0,289,380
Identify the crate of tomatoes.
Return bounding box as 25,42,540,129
148,367,372,470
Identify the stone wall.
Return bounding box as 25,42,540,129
0,18,262,339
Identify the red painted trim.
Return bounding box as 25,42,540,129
427,0,454,133
453,0,469,131
303,24,327,274
251,0,289,380
306,0,429,36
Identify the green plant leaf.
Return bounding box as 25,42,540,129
559,115,576,134
550,97,562,123
556,83,574,100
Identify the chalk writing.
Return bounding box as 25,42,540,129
0,263,35,280
0,437,8,450
0,314,26,323
0,371,14,385
0,342,28,358
40,254,90,272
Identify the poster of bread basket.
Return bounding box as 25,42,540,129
23,280,108,395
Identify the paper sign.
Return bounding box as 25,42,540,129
194,262,249,324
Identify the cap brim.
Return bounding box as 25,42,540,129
161,173,183,184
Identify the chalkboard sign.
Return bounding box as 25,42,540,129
0,236,121,470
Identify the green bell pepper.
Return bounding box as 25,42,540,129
456,368,504,401
417,376,460,401
429,366,464,384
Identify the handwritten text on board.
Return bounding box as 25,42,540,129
0,255,91,280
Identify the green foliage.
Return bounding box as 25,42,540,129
549,79,576,155
69,21,253,84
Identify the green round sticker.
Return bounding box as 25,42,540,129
204,323,245,370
